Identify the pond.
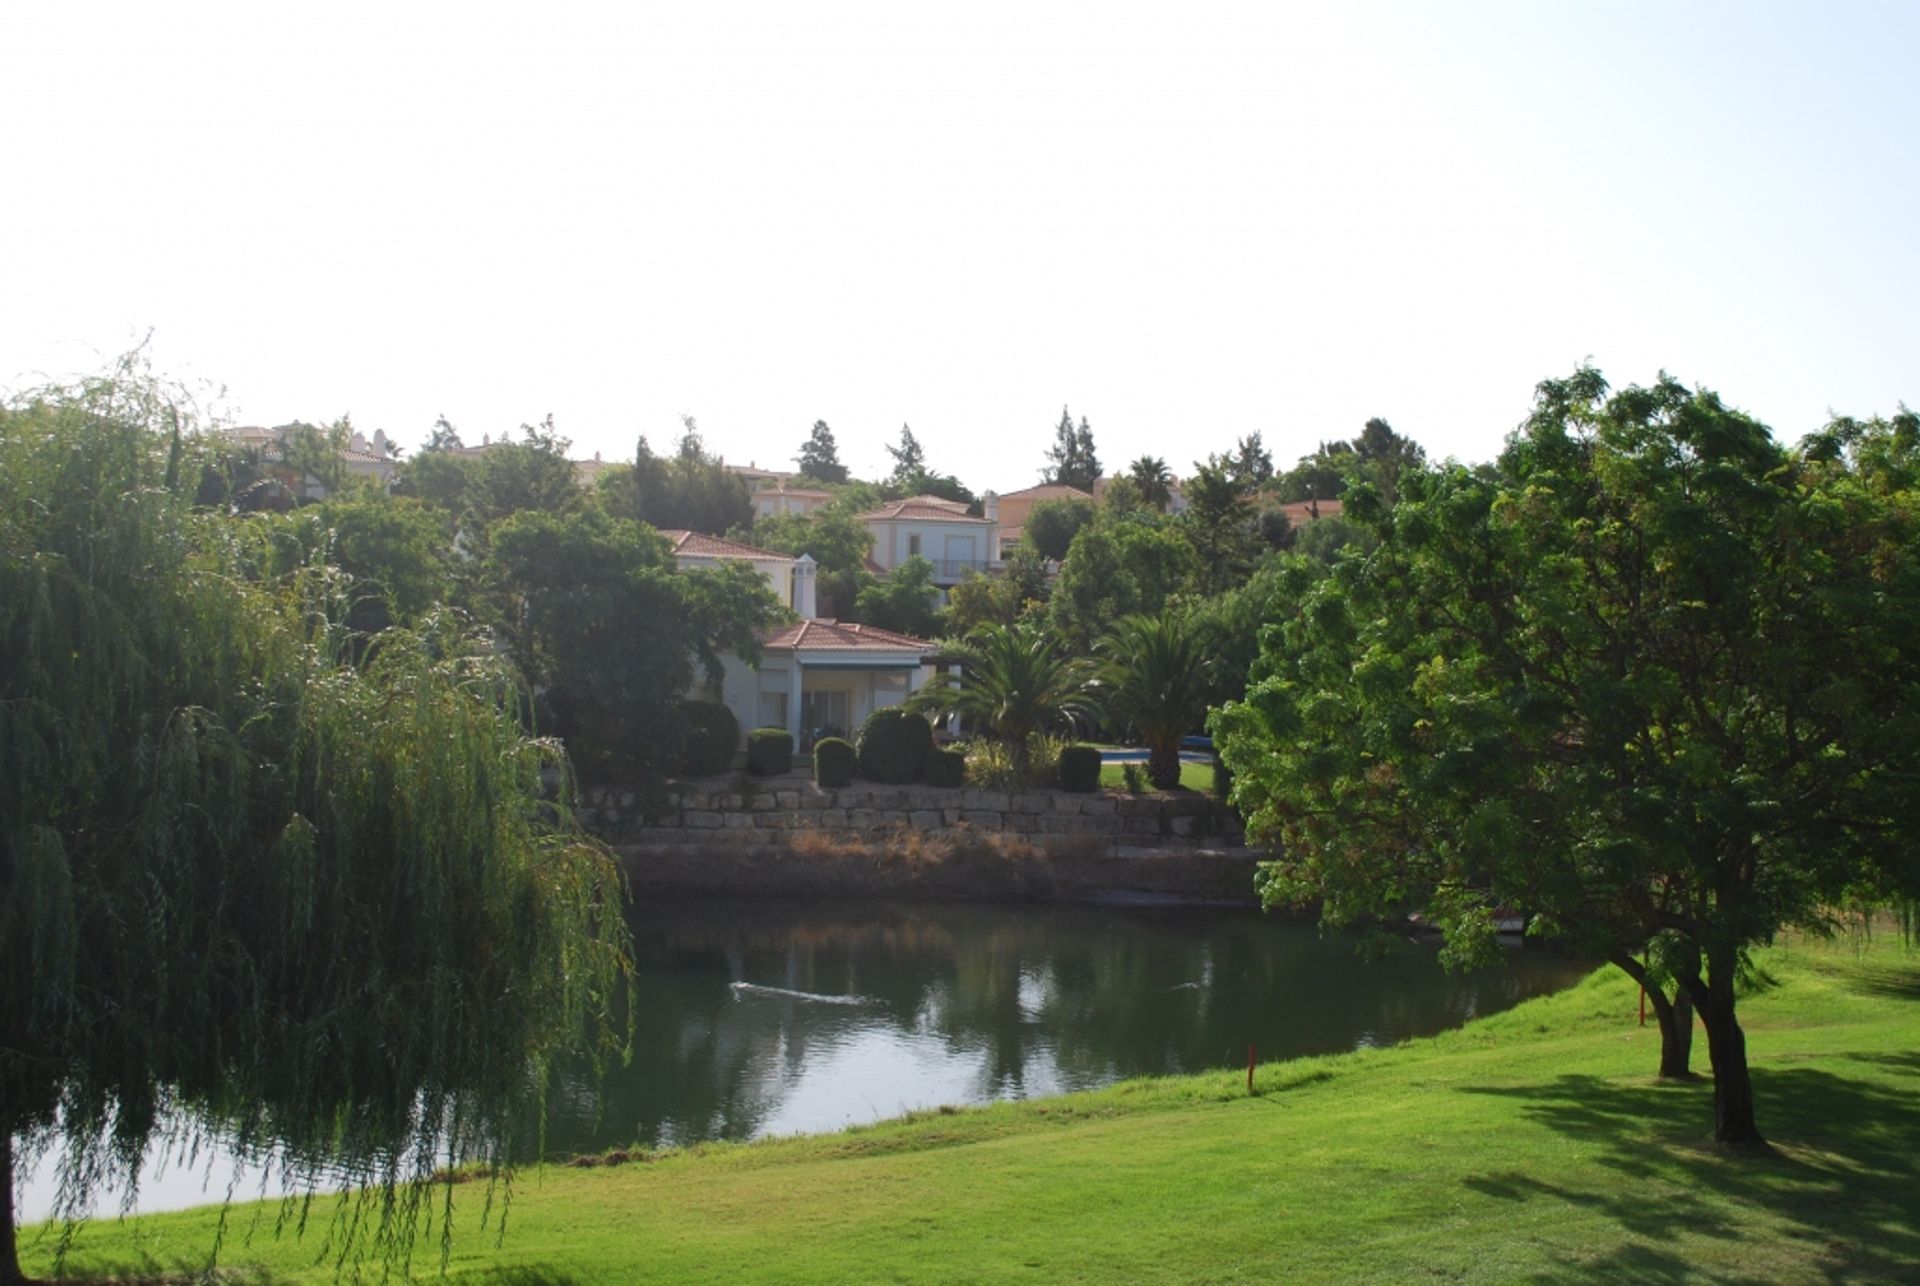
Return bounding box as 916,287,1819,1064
20,897,1592,1220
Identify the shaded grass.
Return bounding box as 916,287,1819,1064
23,936,1920,1283
1098,759,1216,793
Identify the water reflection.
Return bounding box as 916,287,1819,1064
542,899,1590,1156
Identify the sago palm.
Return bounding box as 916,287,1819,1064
914,622,1100,778
1099,612,1213,790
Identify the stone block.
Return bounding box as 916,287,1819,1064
686,811,724,830
1039,816,1073,834
848,808,881,829
1051,796,1082,815
798,791,829,809
1003,813,1037,834
775,791,800,809
1171,816,1197,836
960,809,1003,827
909,810,945,829
962,789,1010,811
751,794,777,810
880,810,911,827
1010,792,1051,814
723,812,754,829
754,813,787,829
943,808,962,826
817,808,848,827
1080,798,1117,817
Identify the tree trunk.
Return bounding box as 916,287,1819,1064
1148,743,1181,791
2,1128,23,1286
1607,951,1695,1080
1684,952,1766,1149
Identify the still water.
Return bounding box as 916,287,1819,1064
542,897,1589,1155
21,897,1590,1220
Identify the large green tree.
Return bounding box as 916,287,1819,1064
614,417,753,536
1213,369,1920,1147
0,375,628,1281
1042,406,1101,491
795,419,848,484
854,555,942,639
1048,515,1199,652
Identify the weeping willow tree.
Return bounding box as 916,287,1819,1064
0,368,629,1281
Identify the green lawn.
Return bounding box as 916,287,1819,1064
1098,757,1216,793
24,933,1920,1283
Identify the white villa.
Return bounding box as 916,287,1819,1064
665,528,936,748
856,494,1000,589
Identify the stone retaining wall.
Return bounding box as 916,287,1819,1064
583,779,1243,850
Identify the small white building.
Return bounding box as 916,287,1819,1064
753,483,836,520
712,619,937,748
664,528,936,747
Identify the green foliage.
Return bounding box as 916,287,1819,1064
610,417,753,536
1098,613,1214,790
1056,744,1102,793
1042,406,1101,491
1024,497,1095,560
885,423,928,488
746,727,795,776
912,623,1100,777
747,506,876,618
961,735,1065,790
795,419,848,485
813,736,855,788
856,707,932,784
1214,367,1920,1145
854,555,941,638
943,569,1024,635
257,493,453,643
1048,515,1199,651
1121,762,1146,794
0,371,628,1276
924,746,967,788
678,700,739,777
1178,459,1261,596
1126,455,1174,511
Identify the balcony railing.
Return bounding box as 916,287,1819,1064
933,558,992,580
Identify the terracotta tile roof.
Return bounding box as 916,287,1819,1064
856,496,989,523
997,483,1093,502
762,619,935,652
659,529,795,562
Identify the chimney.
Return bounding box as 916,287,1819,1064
983,490,999,523
792,553,818,620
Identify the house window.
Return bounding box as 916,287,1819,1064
802,689,851,741
908,533,921,557
758,691,788,730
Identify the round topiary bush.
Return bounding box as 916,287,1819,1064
814,736,855,788
856,707,932,784
924,745,966,789
678,700,739,777
1056,743,1102,794
746,727,794,776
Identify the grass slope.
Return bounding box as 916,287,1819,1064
26,934,1920,1283
1097,760,1215,793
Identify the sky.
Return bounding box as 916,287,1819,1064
3,1,1915,489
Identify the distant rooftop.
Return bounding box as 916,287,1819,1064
762,619,934,652
660,529,795,562
855,495,987,523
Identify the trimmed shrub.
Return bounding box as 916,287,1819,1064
814,736,855,788
856,707,932,784
1057,743,1102,793
925,745,966,789
678,700,738,777
746,727,794,776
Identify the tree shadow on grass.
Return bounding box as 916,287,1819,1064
1457,1060,1920,1282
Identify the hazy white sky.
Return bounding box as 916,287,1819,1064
4,1,1915,488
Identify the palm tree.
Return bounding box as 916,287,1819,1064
1099,613,1213,790
1127,455,1174,512
913,622,1101,778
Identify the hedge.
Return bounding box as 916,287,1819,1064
746,727,794,776
679,700,739,777
814,737,855,788
1056,743,1102,793
924,745,966,788
856,707,932,784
